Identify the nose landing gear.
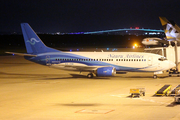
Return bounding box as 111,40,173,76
153,75,157,79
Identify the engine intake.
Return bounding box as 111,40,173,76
96,67,116,77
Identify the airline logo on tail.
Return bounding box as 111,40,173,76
159,17,180,40
26,38,40,45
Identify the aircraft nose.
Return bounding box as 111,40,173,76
142,40,145,44
169,61,176,69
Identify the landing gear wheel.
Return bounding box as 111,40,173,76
87,73,93,78
153,75,157,79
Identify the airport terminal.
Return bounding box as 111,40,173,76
1,17,180,120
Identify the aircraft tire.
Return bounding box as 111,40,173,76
153,75,157,79
87,73,93,78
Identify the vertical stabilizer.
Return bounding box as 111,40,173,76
159,17,180,40
21,23,60,54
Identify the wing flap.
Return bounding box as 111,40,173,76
50,64,108,71
5,52,37,57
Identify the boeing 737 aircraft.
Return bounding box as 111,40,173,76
6,23,176,79
142,17,180,46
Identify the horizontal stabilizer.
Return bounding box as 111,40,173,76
5,52,37,57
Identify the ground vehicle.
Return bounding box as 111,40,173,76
155,85,171,96
174,94,180,103
130,88,145,98
174,87,180,103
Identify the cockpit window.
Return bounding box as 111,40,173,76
158,57,167,61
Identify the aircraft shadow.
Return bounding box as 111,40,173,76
0,71,169,80
122,76,168,78
58,103,102,107
40,74,111,80
0,72,110,80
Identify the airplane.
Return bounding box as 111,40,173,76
142,37,169,46
142,17,180,46
6,23,176,79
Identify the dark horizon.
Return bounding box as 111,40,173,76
1,0,180,33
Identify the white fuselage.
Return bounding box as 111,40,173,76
142,38,160,45
41,52,175,72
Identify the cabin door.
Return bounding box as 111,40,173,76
46,55,51,65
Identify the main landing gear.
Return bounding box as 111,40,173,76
87,73,94,78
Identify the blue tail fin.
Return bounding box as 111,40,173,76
21,23,60,54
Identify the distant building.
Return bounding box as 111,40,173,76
82,28,165,36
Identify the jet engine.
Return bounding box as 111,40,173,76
95,67,116,77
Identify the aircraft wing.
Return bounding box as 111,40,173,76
5,52,37,57
50,64,110,71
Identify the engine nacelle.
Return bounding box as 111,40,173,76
96,67,116,77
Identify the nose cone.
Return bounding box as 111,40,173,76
169,61,176,69
142,39,147,45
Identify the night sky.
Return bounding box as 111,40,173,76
1,0,180,33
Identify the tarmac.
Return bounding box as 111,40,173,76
1,55,180,120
